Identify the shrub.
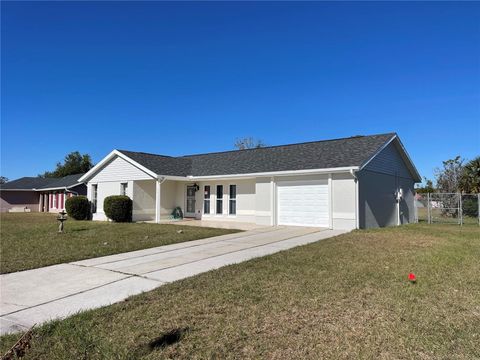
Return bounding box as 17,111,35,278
65,196,90,220
463,198,478,218
104,195,132,222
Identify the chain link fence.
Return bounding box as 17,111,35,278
415,193,480,225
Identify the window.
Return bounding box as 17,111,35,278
52,192,57,208
120,182,128,196
204,185,211,214
92,184,98,213
216,185,223,214
229,185,236,215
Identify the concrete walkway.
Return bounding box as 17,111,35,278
0,226,348,335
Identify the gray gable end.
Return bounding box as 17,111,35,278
362,141,415,180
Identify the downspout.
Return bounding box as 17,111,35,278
350,169,359,229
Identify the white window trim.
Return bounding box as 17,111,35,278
120,182,128,196
52,192,57,208
215,184,224,216
203,184,211,216
92,184,98,213
228,183,237,217
185,184,197,216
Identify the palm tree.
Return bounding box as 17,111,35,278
460,156,480,193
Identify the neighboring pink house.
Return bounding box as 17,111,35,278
0,174,87,213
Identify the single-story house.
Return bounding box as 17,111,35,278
0,174,87,213
79,133,421,229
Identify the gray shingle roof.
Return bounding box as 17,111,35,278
1,173,85,191
117,151,192,177
36,173,85,189
118,133,396,177
0,177,55,190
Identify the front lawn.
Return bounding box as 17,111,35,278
0,213,239,274
1,224,478,359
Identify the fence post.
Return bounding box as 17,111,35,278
427,192,431,224
459,193,463,226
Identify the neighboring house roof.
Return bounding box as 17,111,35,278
81,133,421,182
36,173,85,190
1,173,85,191
0,177,55,191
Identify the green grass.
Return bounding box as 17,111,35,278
0,213,239,274
1,224,479,359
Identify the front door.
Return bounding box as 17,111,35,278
185,185,196,217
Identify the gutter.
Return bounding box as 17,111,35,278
66,187,79,196
33,183,84,192
187,166,360,181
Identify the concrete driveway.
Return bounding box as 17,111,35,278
0,226,348,335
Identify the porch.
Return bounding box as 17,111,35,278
91,178,257,225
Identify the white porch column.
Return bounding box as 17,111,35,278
38,193,43,212
328,173,333,229
155,179,161,223
270,177,275,226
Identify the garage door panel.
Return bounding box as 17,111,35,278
277,181,329,227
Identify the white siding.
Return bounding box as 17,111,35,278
255,178,272,225
331,173,356,230
91,180,134,221
160,180,178,216
132,180,155,221
90,156,153,183
192,179,256,223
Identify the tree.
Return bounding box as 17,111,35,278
415,177,435,194
0,176,9,184
460,156,480,193
434,156,465,218
40,151,93,178
234,137,267,150
434,156,464,193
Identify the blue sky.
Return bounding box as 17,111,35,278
1,1,479,182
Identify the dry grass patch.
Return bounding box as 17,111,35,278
1,224,479,359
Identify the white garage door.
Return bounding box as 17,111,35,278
277,180,329,227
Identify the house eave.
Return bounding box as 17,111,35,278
0,188,36,192
34,183,84,192
182,166,360,181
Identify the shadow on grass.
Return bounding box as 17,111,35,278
129,327,190,358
